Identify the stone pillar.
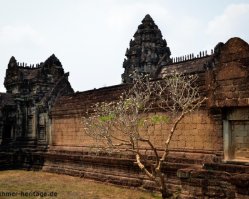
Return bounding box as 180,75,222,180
223,120,231,161
26,106,37,139
0,120,3,144
48,117,52,145
38,113,46,141
31,107,37,139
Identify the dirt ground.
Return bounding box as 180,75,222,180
0,170,160,199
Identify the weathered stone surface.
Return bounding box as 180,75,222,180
0,14,249,199
0,54,74,147
122,14,171,83
230,174,249,188
206,38,249,108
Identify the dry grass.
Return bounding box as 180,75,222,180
0,170,161,199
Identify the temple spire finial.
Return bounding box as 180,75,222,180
8,56,18,68
143,14,153,20
43,54,62,67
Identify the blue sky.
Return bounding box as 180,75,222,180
0,0,249,92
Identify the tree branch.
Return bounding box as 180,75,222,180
137,138,159,169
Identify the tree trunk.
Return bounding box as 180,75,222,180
159,173,173,199
161,188,173,199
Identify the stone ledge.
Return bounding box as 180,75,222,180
230,174,249,188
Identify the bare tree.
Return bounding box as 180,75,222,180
82,71,206,199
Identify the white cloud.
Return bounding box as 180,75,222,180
206,3,249,41
105,1,170,32
0,1,248,92
0,24,48,92
0,25,45,46
165,15,204,57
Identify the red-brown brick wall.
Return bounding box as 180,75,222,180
51,110,223,153
207,37,249,107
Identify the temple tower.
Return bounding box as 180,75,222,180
1,54,74,147
122,14,171,83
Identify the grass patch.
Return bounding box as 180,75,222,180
0,170,161,199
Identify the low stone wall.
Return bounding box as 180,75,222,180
2,37,249,198
1,148,249,198
177,164,249,198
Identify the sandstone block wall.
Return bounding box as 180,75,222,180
51,109,223,162
46,37,249,198
207,37,249,108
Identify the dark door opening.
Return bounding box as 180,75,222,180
2,123,12,144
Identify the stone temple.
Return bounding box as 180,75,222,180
122,14,171,83
1,15,249,198
0,54,73,146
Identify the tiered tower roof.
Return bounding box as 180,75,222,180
122,14,171,83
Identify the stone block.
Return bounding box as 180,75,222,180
235,137,244,144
